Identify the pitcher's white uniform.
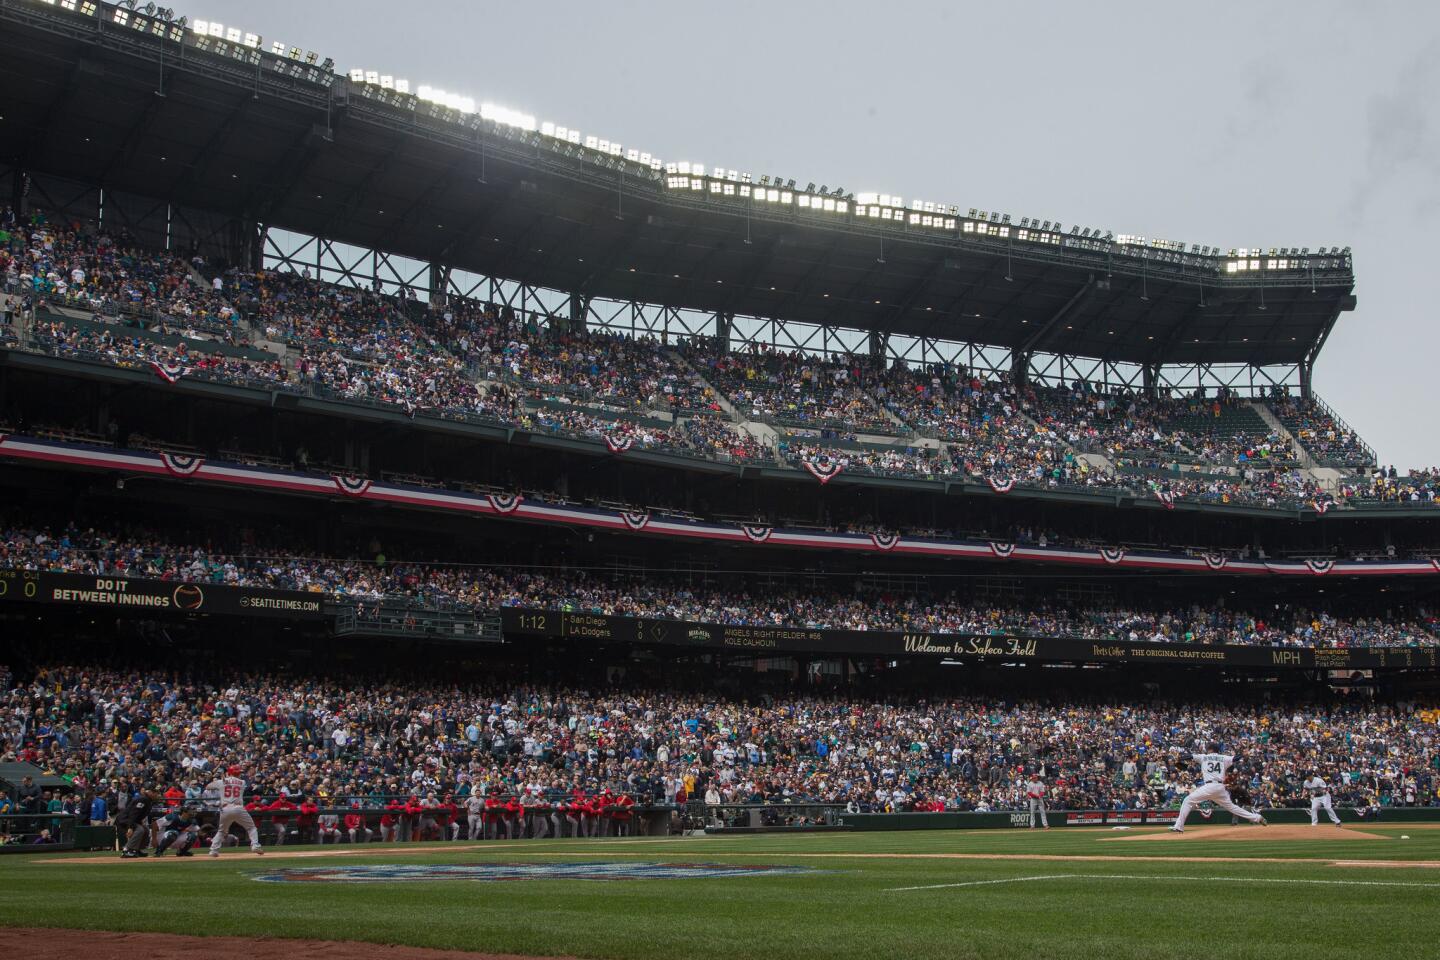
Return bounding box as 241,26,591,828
1304,776,1342,826
207,770,264,856
1171,753,1264,832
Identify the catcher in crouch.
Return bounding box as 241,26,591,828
1170,746,1269,833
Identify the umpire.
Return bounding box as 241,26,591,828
117,787,161,858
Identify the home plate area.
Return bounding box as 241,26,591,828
254,861,820,884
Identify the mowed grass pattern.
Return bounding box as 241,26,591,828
3,826,1438,960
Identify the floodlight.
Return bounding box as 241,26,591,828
349,68,365,81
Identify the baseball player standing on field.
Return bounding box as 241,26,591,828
206,765,264,857
1303,772,1343,827
1026,774,1049,829
1170,744,1268,833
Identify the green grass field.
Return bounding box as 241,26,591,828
3,825,1439,960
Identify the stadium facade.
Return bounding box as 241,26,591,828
0,0,1436,702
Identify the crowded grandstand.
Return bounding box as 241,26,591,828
0,0,1438,866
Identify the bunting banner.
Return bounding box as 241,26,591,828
487,493,523,514
159,452,205,477
403,400,419,420
741,524,773,543
803,460,843,484
604,435,634,454
150,361,190,384
1151,485,1175,510
1312,499,1331,515
5,431,1440,580
870,532,900,551
620,510,651,531
987,477,1016,494
332,475,373,497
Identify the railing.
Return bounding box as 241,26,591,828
332,604,503,642
696,802,848,832
0,813,77,852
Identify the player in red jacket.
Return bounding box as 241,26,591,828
380,798,405,843
612,792,636,837
266,796,295,846
563,793,584,838
344,802,373,844
403,795,425,842
438,794,459,840
484,793,504,840
297,797,319,843
503,793,523,839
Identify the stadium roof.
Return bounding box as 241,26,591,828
0,0,1357,368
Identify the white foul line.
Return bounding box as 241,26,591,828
887,875,1077,891
886,873,1440,892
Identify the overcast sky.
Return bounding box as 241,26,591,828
186,0,1440,469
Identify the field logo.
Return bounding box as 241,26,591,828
254,862,818,884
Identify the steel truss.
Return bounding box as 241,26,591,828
257,223,1301,396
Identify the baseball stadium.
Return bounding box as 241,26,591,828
0,3,1437,959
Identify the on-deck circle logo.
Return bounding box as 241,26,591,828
253,861,819,884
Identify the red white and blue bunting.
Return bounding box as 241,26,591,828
332,475,373,497
987,477,1016,494
1,432,1436,579
1150,484,1175,510
150,361,190,384
621,511,650,531
802,460,843,484
604,435,634,454
871,532,900,551
1312,499,1332,515
159,452,205,477
487,492,523,514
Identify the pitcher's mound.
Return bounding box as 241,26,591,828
1108,824,1384,841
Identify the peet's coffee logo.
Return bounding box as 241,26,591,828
902,635,1038,657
